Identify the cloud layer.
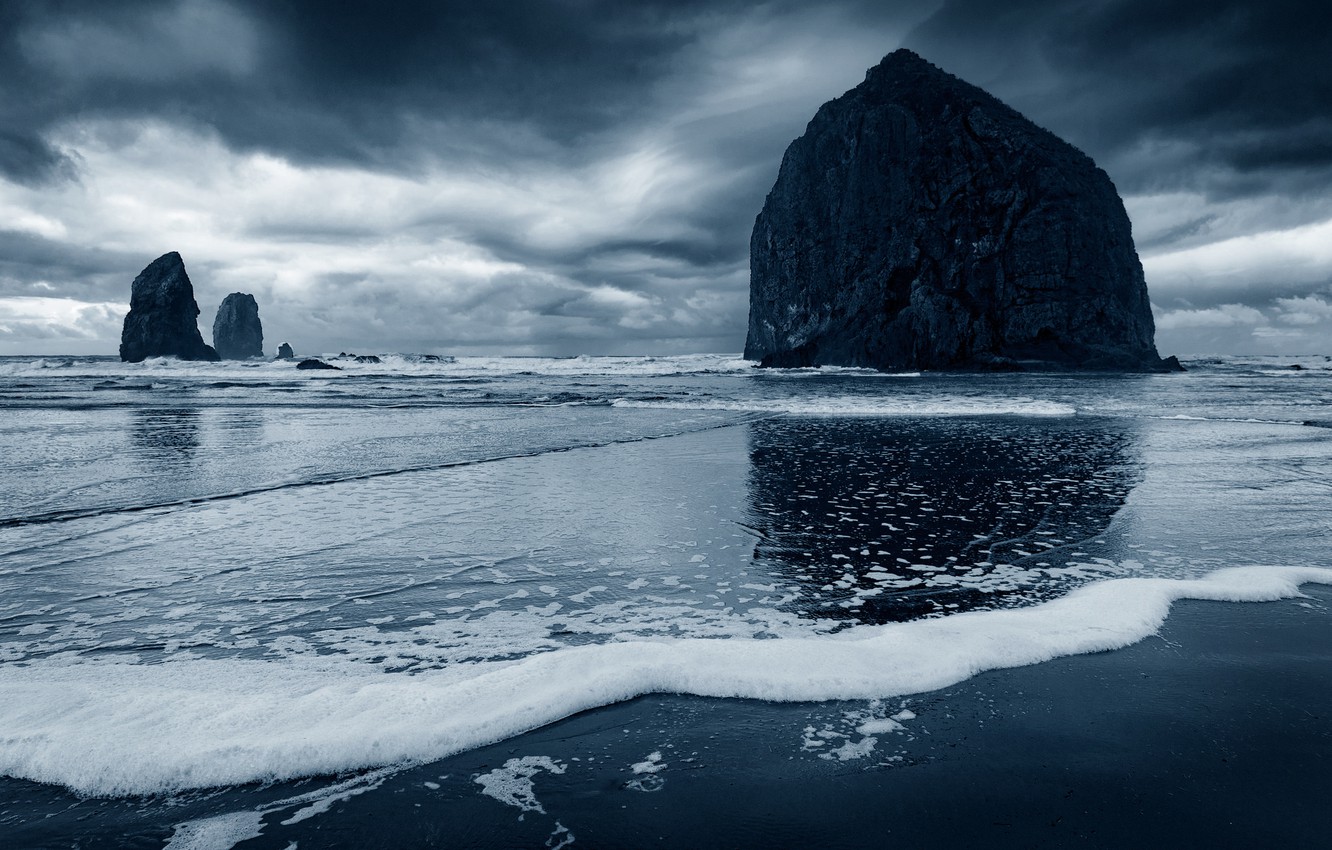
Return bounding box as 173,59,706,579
1,0,1328,355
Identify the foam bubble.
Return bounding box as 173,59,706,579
0,566,1327,796
630,751,666,774
855,718,905,735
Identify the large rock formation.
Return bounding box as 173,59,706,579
212,293,264,360
745,49,1178,372
119,252,219,362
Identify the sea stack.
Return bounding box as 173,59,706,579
745,49,1178,372
212,293,264,360
119,252,220,362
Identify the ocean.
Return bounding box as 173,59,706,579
1,352,1330,848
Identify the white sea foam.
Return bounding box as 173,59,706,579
0,565,1327,797
1157,414,1309,426
163,812,264,850
475,756,566,814
855,717,905,735
164,767,393,850
0,353,757,380
630,751,666,774
611,396,1076,417
825,737,878,761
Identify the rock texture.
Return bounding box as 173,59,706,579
212,293,264,360
745,49,1178,372
119,252,219,362
276,342,295,360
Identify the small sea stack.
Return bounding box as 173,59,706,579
212,293,264,360
119,252,219,362
745,49,1179,372
276,342,295,360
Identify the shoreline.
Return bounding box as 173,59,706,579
424,583,1332,848
2,396,1330,848
5,582,1329,848
419,584,1332,849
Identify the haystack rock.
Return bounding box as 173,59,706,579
119,252,219,362
745,49,1180,372
212,293,264,360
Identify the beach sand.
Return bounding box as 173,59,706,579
395,585,1332,849
2,410,1329,848
11,583,1324,849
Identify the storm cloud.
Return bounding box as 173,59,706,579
1,0,1328,355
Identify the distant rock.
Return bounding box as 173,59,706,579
119,252,219,362
745,49,1178,372
212,293,264,360
276,342,295,360
296,358,340,370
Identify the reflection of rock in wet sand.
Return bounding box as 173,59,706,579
743,417,1142,623
130,408,201,463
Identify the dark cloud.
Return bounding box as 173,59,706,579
0,231,138,298
0,130,76,185
906,0,1332,200
2,0,738,179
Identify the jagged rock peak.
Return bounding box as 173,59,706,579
212,292,264,360
745,49,1179,372
119,252,219,363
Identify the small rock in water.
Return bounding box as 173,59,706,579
296,358,341,371
276,342,295,360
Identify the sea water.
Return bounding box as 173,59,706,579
0,353,1330,844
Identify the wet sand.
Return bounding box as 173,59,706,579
48,582,1315,850
413,585,1332,849
3,411,1331,849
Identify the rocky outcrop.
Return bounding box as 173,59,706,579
276,342,295,360
745,49,1178,372
296,358,340,370
119,252,219,362
212,293,263,360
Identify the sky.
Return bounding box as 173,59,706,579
1,0,1329,357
